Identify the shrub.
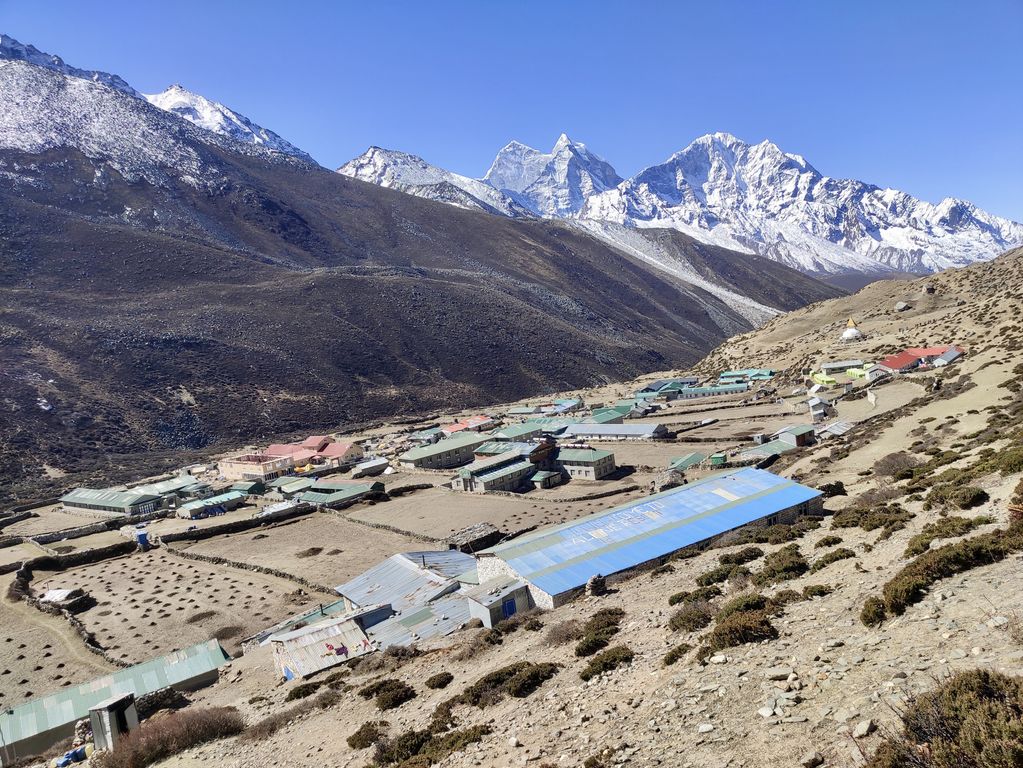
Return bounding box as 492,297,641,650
714,593,769,622
574,608,625,657
861,596,886,627
904,515,992,557
649,563,675,578
864,670,1023,768
285,681,322,701
718,546,763,566
452,628,503,661
696,563,747,586
663,643,691,666
425,672,454,690
503,663,560,697
579,646,634,681
359,679,417,711
545,619,583,646
880,523,1023,616
925,484,990,511
667,585,721,606
771,588,804,606
719,518,821,546
374,725,492,766
753,544,808,585
802,584,834,599
348,720,388,749
458,661,559,707
874,452,920,478
833,503,913,537
699,611,777,658
667,601,713,633
98,707,244,768
494,609,543,635
818,481,847,498
815,535,843,549
810,547,856,572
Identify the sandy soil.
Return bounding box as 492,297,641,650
2,507,102,537
0,573,115,704
40,551,319,662
182,513,427,587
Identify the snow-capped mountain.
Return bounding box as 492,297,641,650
338,147,531,217
145,84,313,161
484,133,623,217
581,132,1023,275
0,34,314,164
340,131,1023,277
0,33,137,95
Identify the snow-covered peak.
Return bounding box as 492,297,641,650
0,33,137,95
483,134,622,217
339,146,531,217
144,84,313,161
582,133,1023,275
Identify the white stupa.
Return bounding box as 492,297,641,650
841,318,863,342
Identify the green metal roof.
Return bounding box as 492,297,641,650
742,440,798,457
399,432,491,461
492,422,543,439
778,424,816,437
60,488,160,509
179,490,245,512
0,640,230,745
584,410,624,424
668,453,706,471
558,448,614,463
299,482,380,505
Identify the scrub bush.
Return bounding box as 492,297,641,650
579,646,634,681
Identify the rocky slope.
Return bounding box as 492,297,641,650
168,247,1023,768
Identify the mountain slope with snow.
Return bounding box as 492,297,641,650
0,33,137,95
0,34,313,164
484,133,623,217
338,147,531,217
145,84,313,161
581,132,1023,275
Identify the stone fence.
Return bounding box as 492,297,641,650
157,504,313,544
162,545,336,595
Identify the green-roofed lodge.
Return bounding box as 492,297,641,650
60,488,162,516
398,432,493,469
557,447,616,480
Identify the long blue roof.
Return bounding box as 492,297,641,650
482,468,821,598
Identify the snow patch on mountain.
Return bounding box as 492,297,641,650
145,84,313,161
576,220,779,325
0,33,137,95
338,147,531,217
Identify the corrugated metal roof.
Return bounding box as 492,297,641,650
463,576,526,607
668,453,706,471
399,432,491,462
474,441,530,456
334,551,475,612
563,424,664,438
558,448,614,463
474,459,533,483
60,488,160,508
179,490,245,512
492,423,543,440
0,641,229,744
740,440,797,458
481,468,821,599
271,613,376,679
364,593,471,648
131,475,198,497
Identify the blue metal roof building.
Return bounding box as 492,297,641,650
477,468,823,608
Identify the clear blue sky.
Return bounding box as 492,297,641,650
4,0,1021,219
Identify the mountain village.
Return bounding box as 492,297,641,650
1,23,1021,768
3,261,1010,768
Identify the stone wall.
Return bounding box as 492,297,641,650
157,504,313,544
163,545,336,595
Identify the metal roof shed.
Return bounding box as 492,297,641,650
0,640,229,762
334,551,476,613
477,468,822,608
